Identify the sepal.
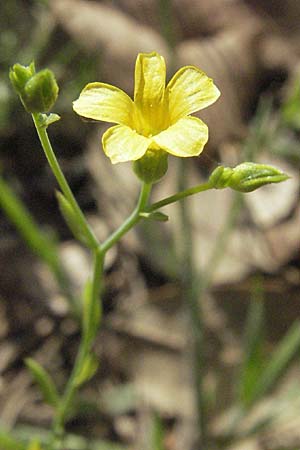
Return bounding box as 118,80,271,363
133,149,168,184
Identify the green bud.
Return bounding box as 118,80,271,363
208,166,234,189
10,63,58,113
133,149,168,184
209,162,289,193
228,162,289,192
9,62,35,95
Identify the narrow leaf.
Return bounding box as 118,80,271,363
238,279,265,406
150,413,166,450
0,175,60,275
281,78,300,130
139,211,169,222
25,358,59,407
56,191,93,248
247,320,300,405
73,353,98,388
44,113,60,127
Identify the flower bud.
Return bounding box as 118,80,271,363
228,162,289,192
208,166,234,189
9,62,35,94
10,63,58,113
209,162,289,192
133,148,168,184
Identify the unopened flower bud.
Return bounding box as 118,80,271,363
133,148,168,184
9,62,35,95
209,162,289,192
208,166,234,189
10,63,58,113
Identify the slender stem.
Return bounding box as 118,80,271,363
90,248,104,331
49,182,152,448
32,114,99,250
100,182,152,254
177,161,207,449
146,181,212,213
50,340,87,448
51,249,104,449
158,0,176,52
45,180,153,450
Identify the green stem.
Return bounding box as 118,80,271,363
177,161,207,448
51,249,104,449
89,248,104,333
100,182,152,254
146,181,212,213
49,180,152,447
49,182,152,448
32,114,99,250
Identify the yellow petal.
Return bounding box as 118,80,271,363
102,125,150,164
134,52,166,110
73,82,134,126
167,66,220,123
152,116,208,157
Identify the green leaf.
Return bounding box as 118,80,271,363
38,113,60,128
247,320,300,406
26,441,42,450
24,358,59,407
149,413,166,450
0,429,25,450
73,353,98,388
56,191,94,248
46,113,60,126
139,211,169,222
281,78,300,130
237,279,265,406
0,175,60,274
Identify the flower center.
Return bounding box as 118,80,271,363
133,98,170,138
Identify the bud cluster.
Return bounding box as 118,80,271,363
10,62,58,113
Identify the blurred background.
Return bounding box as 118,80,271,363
1,1,300,449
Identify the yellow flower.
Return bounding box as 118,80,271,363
73,52,220,164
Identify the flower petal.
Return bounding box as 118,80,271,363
152,116,208,157
167,66,220,123
134,52,166,110
102,125,150,164
73,82,134,126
